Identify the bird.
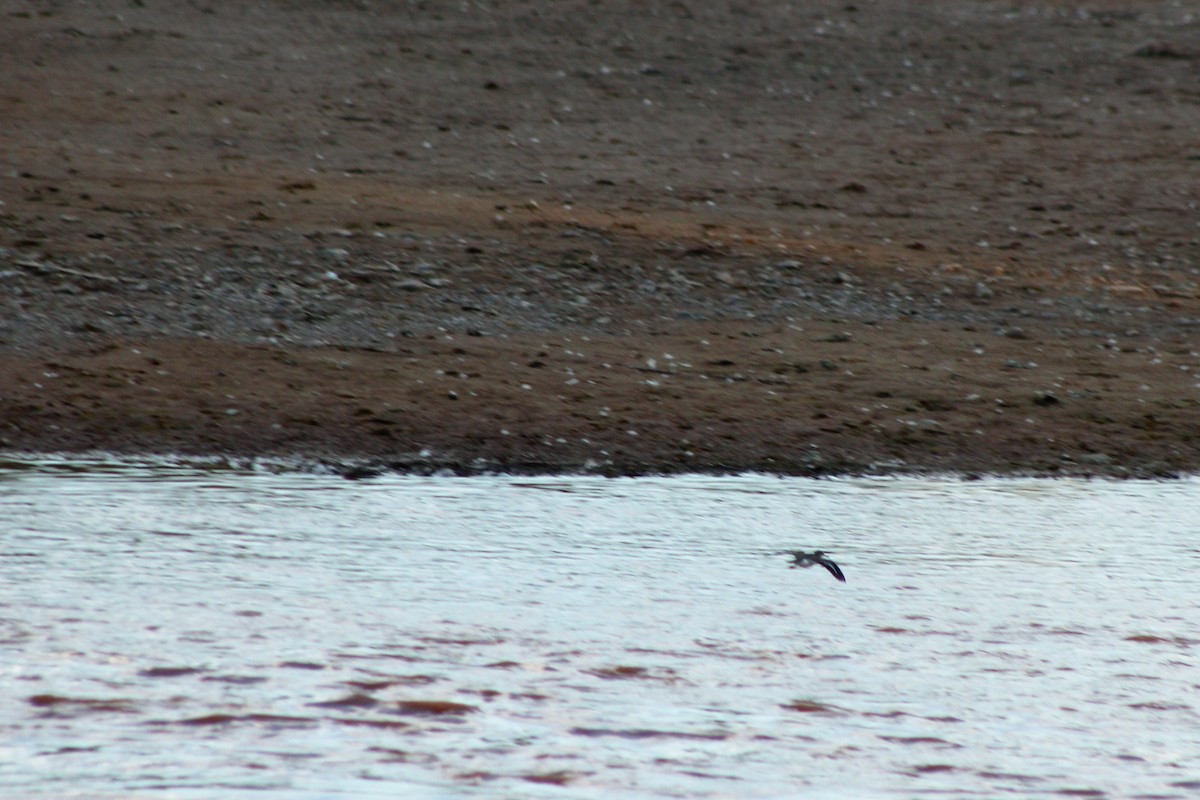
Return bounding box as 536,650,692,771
776,550,846,582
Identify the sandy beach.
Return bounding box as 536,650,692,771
3,1,1199,477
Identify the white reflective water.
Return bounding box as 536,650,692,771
2,457,1199,798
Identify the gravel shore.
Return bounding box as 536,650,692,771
3,1,1199,477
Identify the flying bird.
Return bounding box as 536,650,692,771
777,550,846,582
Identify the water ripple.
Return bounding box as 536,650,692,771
1,459,1198,797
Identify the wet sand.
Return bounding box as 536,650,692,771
3,1,1200,477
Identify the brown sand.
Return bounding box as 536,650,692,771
3,1,1199,477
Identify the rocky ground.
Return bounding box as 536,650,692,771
3,0,1200,477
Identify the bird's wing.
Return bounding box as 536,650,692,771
817,557,846,582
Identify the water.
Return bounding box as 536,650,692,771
2,457,1199,798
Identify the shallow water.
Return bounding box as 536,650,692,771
2,457,1199,798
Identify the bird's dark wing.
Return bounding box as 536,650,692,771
816,556,846,582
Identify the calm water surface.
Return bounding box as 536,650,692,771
2,457,1199,798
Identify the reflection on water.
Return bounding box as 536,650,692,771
2,457,1199,798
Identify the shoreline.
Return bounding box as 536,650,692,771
1,330,1193,482
4,2,1199,481
1,448,1189,482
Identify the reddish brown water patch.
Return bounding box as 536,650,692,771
138,666,207,678
781,699,842,714
308,692,380,709
393,700,479,716
28,694,135,713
